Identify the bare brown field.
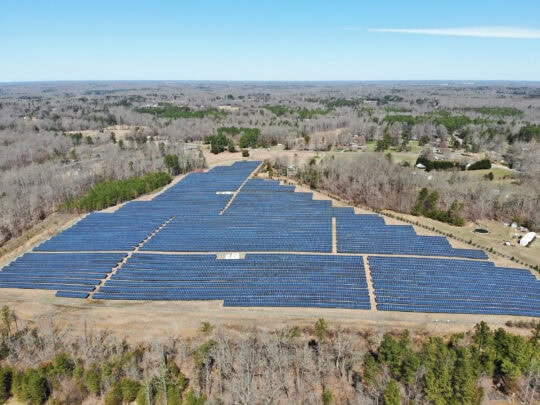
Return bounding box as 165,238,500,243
65,125,150,141
0,289,536,344
203,146,322,168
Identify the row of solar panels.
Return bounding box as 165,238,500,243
369,256,540,317
0,253,127,298
31,161,487,261
93,254,371,309
1,250,538,317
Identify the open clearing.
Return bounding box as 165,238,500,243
0,288,536,343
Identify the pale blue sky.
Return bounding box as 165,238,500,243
1,0,540,81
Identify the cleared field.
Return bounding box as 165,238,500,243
0,160,538,323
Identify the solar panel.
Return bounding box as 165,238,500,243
0,160,536,317
369,256,540,317
93,253,371,309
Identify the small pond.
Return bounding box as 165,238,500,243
473,228,489,234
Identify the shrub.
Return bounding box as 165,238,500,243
52,353,75,377
13,368,49,405
0,367,13,403
121,378,141,403
314,318,328,341
415,156,465,172
207,133,230,154
412,188,464,226
322,388,333,405
383,380,401,405
166,384,181,405
83,365,101,396
182,389,205,405
199,322,213,334
136,386,149,405
238,128,260,148
468,159,491,170
484,171,494,180
242,149,250,157
104,382,122,405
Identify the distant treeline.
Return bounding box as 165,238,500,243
136,103,226,119
264,105,330,119
383,111,539,144
383,112,487,133
463,106,523,117
509,124,540,143
293,153,538,231
63,172,171,212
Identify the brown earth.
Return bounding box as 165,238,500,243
0,288,536,344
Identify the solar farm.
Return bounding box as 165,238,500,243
1,160,539,318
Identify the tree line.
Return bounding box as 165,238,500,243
0,307,538,404
62,172,172,212
415,157,491,172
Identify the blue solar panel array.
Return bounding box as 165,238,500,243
34,161,261,252
93,253,371,309
28,159,487,259
337,216,488,259
142,178,341,252
369,256,540,317
1,159,537,318
34,212,169,252
0,253,126,298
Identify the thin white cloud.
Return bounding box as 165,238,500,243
355,27,540,39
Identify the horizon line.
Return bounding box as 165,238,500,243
2,79,540,85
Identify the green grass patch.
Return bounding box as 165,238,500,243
389,152,418,165
405,141,422,153
364,141,378,152
464,167,513,180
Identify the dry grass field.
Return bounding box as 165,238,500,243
0,288,536,344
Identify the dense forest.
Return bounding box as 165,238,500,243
0,306,538,404
0,81,539,246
